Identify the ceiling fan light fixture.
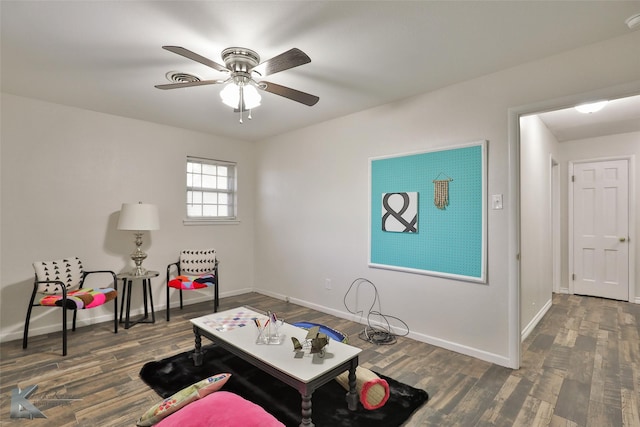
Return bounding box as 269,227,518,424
574,100,608,114
220,82,261,110
242,84,261,109
220,83,240,108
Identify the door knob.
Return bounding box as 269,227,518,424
619,237,627,242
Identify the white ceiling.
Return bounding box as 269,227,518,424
536,94,640,142
2,1,639,142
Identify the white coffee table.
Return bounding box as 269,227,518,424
190,307,362,427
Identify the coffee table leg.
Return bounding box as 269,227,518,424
346,362,358,411
300,393,314,427
192,326,203,366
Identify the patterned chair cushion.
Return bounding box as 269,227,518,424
168,274,216,290
179,249,216,275
33,257,84,294
39,287,117,309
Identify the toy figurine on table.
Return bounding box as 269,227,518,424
291,325,329,358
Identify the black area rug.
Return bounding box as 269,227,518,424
140,344,428,427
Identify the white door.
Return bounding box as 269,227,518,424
572,159,629,301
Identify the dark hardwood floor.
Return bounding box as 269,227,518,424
1,293,639,426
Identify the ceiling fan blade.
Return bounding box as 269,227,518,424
252,48,311,76
155,80,225,90
260,81,319,106
162,46,229,73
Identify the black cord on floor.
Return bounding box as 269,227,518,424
343,278,409,345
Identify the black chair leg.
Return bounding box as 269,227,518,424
23,304,34,349
166,286,171,321
23,288,38,350
113,296,118,333
62,307,67,357
215,281,219,311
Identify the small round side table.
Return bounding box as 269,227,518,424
117,270,159,329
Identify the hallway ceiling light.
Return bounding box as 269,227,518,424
626,13,640,30
574,100,608,114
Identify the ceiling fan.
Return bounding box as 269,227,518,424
155,46,319,123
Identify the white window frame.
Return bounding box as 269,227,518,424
183,156,239,225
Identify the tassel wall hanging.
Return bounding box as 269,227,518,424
433,173,453,210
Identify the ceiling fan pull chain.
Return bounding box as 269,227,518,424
239,85,244,124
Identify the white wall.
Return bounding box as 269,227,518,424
0,94,256,342
253,31,640,367
558,131,640,301
519,115,559,338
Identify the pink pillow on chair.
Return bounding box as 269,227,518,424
155,391,284,427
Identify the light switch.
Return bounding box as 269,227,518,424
492,194,503,210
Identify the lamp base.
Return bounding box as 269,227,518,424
131,265,148,276
130,233,148,276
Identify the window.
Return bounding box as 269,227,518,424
186,157,236,221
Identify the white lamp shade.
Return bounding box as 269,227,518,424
117,203,160,231
220,83,261,109
243,85,261,109
220,83,240,108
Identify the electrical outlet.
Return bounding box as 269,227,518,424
325,278,332,290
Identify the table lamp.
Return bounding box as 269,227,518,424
117,202,160,275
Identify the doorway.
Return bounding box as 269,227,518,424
551,157,560,294
509,86,640,369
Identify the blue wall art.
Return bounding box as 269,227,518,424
369,141,487,283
